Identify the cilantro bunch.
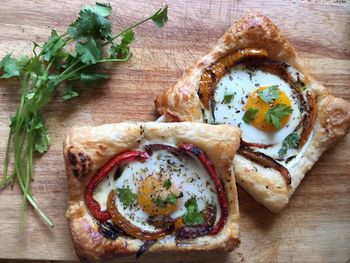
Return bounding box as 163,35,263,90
0,2,168,233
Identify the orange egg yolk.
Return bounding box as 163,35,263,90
138,175,180,216
243,85,292,132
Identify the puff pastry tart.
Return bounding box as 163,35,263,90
155,12,350,212
64,122,240,261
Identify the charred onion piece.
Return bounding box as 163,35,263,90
136,240,157,259
107,190,175,240
176,205,217,239
85,151,149,222
144,144,178,156
178,144,228,235
238,145,291,185
98,221,124,240
299,91,317,148
241,139,273,149
199,48,268,109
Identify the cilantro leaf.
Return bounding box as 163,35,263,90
258,85,280,104
0,54,21,78
153,192,183,208
243,108,259,124
223,93,234,104
278,132,299,157
182,197,204,225
116,186,137,207
24,57,45,75
62,87,79,101
163,178,172,190
32,118,51,153
265,104,293,129
82,2,112,17
68,8,111,41
121,30,135,45
76,37,102,64
42,30,66,62
150,5,168,27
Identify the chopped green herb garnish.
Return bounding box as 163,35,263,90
257,85,280,104
163,178,172,190
0,3,168,233
223,93,234,104
153,192,183,207
265,104,293,129
182,197,204,225
116,186,137,207
243,108,259,124
278,132,299,157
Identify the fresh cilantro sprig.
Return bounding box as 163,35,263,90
243,108,259,124
153,192,183,207
265,104,293,129
0,2,168,233
116,186,138,207
182,197,204,225
278,132,299,157
257,85,280,104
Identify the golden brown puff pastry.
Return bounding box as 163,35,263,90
63,122,241,262
154,12,350,212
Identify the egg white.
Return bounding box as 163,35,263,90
204,64,303,158
93,143,220,232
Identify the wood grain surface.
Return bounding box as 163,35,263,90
0,0,349,262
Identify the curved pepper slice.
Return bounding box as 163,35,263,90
177,143,229,235
85,151,149,222
107,190,175,240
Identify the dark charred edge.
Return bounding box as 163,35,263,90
241,139,273,149
68,146,77,165
144,144,178,156
176,225,213,240
178,144,202,157
210,96,216,122
298,91,317,148
97,221,124,240
238,145,292,185
114,167,124,181
136,240,157,259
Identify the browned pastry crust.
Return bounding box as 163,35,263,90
64,122,241,262
154,12,350,212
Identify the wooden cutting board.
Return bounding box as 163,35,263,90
0,0,349,262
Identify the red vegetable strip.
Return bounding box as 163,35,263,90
178,144,228,235
85,151,149,222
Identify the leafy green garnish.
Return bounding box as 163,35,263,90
278,132,299,157
257,85,280,104
62,87,79,101
0,54,21,78
243,108,259,124
182,197,204,225
0,2,168,233
223,92,234,104
265,104,293,129
153,192,183,207
150,5,168,27
116,187,138,207
163,178,172,190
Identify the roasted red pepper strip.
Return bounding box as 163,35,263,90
107,190,175,240
178,143,228,235
85,151,149,222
